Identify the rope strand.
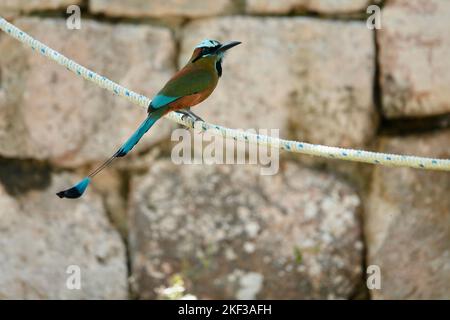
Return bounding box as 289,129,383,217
1,16,449,171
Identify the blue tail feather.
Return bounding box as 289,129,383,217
116,112,163,157
56,177,91,199
57,110,164,199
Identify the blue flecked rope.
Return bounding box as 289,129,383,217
1,16,449,171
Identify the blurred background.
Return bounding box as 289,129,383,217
0,0,449,299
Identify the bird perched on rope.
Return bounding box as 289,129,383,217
57,39,241,199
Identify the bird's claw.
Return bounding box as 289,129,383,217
178,111,204,124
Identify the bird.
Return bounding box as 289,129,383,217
57,39,241,199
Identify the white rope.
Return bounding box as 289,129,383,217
1,16,449,171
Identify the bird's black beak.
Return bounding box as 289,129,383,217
217,41,241,53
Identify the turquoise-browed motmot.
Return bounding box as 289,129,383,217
57,39,241,198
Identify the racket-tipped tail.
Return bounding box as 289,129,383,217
56,110,165,199
56,177,91,199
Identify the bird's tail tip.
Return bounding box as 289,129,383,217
56,177,91,199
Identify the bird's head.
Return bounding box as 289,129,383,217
189,39,241,75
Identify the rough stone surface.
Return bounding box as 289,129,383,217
0,0,81,18
0,171,128,299
129,160,363,299
246,0,374,14
90,0,236,18
366,130,450,299
180,17,376,148
0,18,176,167
379,0,450,117
92,170,129,238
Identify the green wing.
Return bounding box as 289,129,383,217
159,67,214,98
150,67,215,110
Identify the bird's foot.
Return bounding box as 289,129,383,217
177,110,204,124
186,109,204,122
176,111,192,122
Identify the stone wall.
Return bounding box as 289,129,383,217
0,0,449,299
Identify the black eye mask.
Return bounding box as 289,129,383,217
192,45,222,63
